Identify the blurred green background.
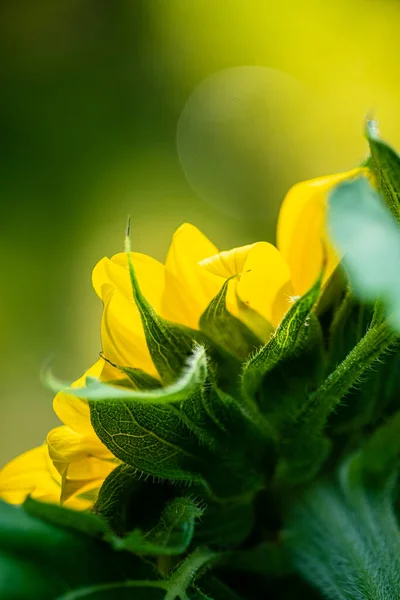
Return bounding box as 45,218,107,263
2,0,400,464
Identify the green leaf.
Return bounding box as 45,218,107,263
241,275,322,400
115,497,204,556
366,123,400,222
23,496,111,539
328,176,400,330
199,279,263,361
56,345,207,405
125,227,199,384
0,499,155,600
90,394,208,484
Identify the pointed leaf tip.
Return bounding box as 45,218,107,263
64,344,208,404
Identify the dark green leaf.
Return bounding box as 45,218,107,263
0,499,154,600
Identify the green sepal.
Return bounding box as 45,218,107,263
112,497,204,557
60,345,207,405
121,367,162,389
125,228,199,384
256,313,326,435
199,278,263,361
328,291,373,369
366,122,400,222
300,322,395,433
275,323,395,485
235,290,274,342
241,274,322,400
90,396,208,484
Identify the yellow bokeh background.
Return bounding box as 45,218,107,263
1,0,400,464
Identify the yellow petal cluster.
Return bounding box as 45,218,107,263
0,167,369,509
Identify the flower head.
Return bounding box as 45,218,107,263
0,166,369,509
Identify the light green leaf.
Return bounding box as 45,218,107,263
48,345,207,405
241,275,321,399
328,176,400,330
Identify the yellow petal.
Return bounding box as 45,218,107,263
52,359,104,437
47,425,113,477
200,244,254,278
0,443,109,511
236,242,294,327
61,457,116,504
93,252,165,310
92,254,164,374
163,223,221,328
277,167,370,295
0,445,61,505
47,425,117,505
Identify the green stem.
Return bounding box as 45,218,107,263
55,579,168,599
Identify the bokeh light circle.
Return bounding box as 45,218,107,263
177,67,316,222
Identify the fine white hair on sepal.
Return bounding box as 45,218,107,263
366,116,380,139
